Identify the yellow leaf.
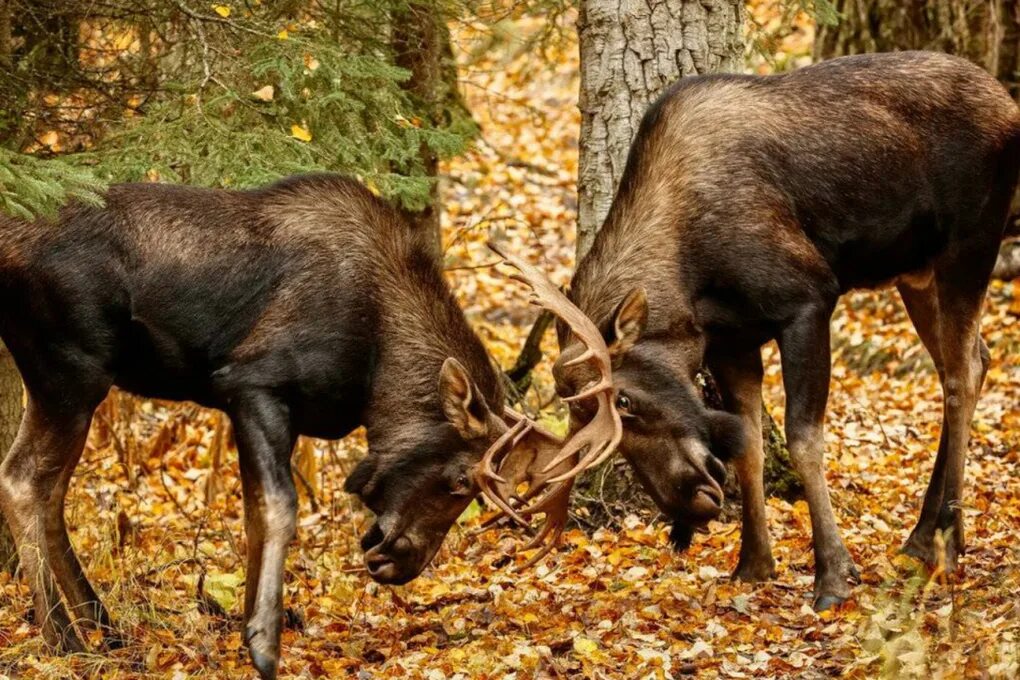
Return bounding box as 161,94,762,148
573,636,598,658
251,85,274,102
203,571,243,612
212,4,231,17
277,29,289,40
290,123,312,142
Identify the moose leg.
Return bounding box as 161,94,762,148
708,347,775,582
41,414,118,643
927,282,988,571
232,393,297,680
778,308,858,610
898,280,950,563
0,400,91,652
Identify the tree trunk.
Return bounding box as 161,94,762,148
576,0,746,257
392,0,461,259
573,1,804,525
815,0,1020,278
0,342,22,572
0,0,12,68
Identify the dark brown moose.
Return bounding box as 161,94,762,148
502,52,1020,610
0,174,568,680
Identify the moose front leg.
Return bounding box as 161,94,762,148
707,347,775,582
778,308,859,610
232,394,298,680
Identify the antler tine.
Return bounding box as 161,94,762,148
475,417,534,526
487,240,624,483
510,478,571,571
488,242,608,357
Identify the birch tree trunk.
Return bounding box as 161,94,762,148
0,342,22,572
576,0,746,257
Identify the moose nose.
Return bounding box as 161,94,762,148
365,550,400,582
360,522,385,552
690,483,723,519
705,455,727,486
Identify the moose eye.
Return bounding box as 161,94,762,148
450,473,473,497
615,393,633,413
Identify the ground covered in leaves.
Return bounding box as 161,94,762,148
3,8,1020,680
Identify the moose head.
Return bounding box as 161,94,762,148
487,242,744,549
344,357,577,584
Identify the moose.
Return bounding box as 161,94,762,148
0,174,583,679
498,52,1020,610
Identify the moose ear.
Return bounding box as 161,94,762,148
439,358,491,440
705,410,746,462
607,288,648,358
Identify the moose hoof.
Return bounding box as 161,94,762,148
44,624,86,655
813,593,846,612
246,624,281,680
812,555,859,611
39,610,86,655
900,532,936,566
249,647,279,680
732,556,776,583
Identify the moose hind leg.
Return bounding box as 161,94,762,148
41,412,118,642
778,307,859,610
0,400,93,653
927,279,989,571
232,393,298,680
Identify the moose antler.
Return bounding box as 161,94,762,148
487,241,622,484
474,407,574,569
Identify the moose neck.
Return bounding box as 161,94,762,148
362,236,503,450
572,175,704,369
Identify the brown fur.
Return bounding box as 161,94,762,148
560,51,1020,609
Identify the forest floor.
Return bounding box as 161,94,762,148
2,7,1019,680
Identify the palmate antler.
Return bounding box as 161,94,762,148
472,242,624,567
487,241,623,482
474,407,574,569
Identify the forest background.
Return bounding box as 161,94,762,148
0,1,1018,678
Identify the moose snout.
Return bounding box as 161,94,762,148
688,454,726,520
362,531,418,585
690,482,723,519
365,549,401,582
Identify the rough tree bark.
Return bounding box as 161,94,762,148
392,0,462,258
577,0,746,254
815,0,1020,280
0,342,22,572
572,1,799,525
0,0,11,68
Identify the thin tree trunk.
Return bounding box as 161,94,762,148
0,0,12,68
392,0,461,259
0,341,23,572
576,0,746,258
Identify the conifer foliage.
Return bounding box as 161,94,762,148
0,0,476,216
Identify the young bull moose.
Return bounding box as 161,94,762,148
0,174,570,679
495,52,1020,610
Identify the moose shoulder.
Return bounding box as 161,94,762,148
0,175,516,679
556,52,1020,609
